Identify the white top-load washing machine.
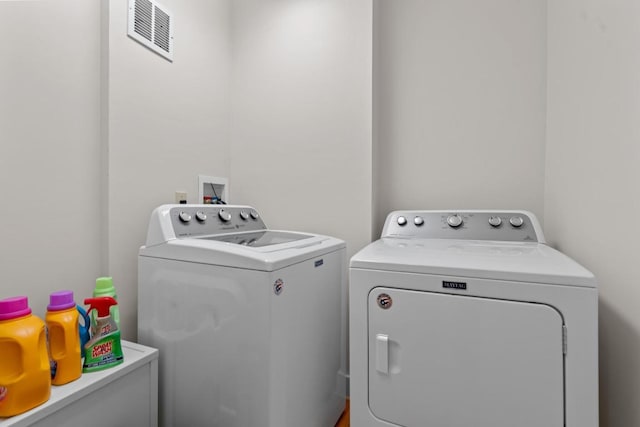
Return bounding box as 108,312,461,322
350,210,598,427
138,204,347,427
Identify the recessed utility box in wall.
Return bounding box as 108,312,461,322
198,175,229,204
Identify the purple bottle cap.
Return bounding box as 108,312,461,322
0,296,32,321
48,290,76,311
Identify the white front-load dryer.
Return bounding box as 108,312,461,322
138,205,348,427
349,210,598,427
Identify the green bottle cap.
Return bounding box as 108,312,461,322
94,277,117,299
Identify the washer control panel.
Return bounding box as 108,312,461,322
382,211,541,242
171,205,266,238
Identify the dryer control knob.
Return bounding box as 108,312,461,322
218,209,232,222
414,216,424,226
179,212,192,223
447,214,463,228
509,216,524,228
195,211,207,222
250,210,260,220
397,216,407,226
488,216,502,227
239,210,249,220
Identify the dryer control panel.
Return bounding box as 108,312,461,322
381,210,544,243
170,205,267,238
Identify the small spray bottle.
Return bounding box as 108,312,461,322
82,297,124,373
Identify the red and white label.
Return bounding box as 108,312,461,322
92,341,113,359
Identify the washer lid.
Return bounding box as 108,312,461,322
200,230,312,247
350,238,596,288
140,231,345,271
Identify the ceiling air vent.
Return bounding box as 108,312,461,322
128,0,174,62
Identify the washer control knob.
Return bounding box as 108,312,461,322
488,216,502,227
509,216,524,228
179,212,192,223
414,216,424,226
239,210,249,220
218,209,232,222
447,214,463,228
397,216,407,226
195,211,207,222
250,210,260,220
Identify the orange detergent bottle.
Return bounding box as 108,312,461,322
0,296,51,417
45,291,82,385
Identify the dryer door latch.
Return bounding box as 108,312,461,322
375,334,389,374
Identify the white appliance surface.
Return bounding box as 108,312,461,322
0,341,158,427
138,204,347,427
351,237,594,286
350,210,598,427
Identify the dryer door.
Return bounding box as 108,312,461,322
368,287,564,427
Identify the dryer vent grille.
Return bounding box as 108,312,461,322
128,0,173,62
153,7,171,53
133,0,152,42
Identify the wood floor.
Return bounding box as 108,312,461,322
335,399,350,427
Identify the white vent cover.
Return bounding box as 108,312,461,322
127,0,174,62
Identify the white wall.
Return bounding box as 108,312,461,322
4,5,637,424
106,0,231,339
0,0,102,317
546,2,640,426
229,0,373,259
373,0,547,233
0,0,371,343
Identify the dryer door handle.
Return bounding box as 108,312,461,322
375,334,389,374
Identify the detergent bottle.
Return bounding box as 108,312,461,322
45,290,82,385
77,304,90,358
0,296,51,417
91,277,119,335
83,297,124,373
